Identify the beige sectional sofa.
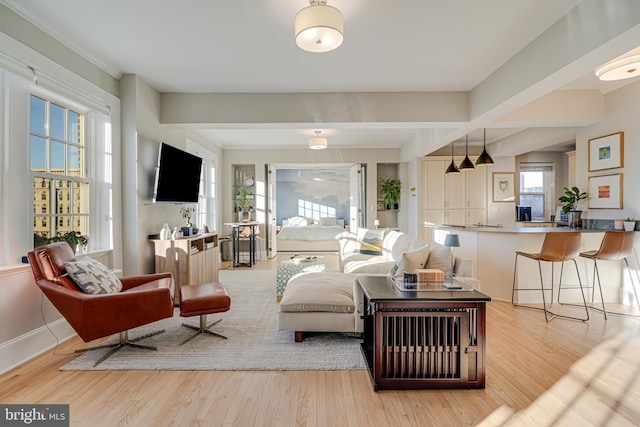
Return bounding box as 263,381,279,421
277,228,479,341
337,228,476,282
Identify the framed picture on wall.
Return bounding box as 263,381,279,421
588,173,623,209
377,200,386,211
492,172,515,202
588,132,624,171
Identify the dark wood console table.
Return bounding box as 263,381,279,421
356,275,491,391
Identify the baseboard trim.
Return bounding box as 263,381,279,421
0,318,75,374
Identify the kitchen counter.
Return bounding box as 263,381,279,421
423,224,639,305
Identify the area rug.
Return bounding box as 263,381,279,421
60,269,366,371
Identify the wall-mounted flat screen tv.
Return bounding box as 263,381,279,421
152,142,202,203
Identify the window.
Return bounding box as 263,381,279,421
30,95,89,248
188,141,217,233
519,163,555,221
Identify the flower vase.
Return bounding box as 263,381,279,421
624,221,636,231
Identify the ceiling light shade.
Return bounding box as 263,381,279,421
295,0,344,53
596,54,640,81
459,134,475,171
475,128,494,166
445,140,459,174
309,130,328,149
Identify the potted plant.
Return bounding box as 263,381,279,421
48,231,88,253
237,185,252,222
624,217,636,231
378,176,401,210
559,186,587,229
180,206,196,236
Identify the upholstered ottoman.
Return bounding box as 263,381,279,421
180,282,231,345
277,272,363,342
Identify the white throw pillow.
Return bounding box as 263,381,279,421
288,216,309,226
389,246,431,277
319,217,337,226
64,258,123,294
424,243,452,277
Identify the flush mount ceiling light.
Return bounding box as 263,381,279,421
295,0,344,53
475,128,494,166
459,134,475,171
309,130,328,149
596,54,640,81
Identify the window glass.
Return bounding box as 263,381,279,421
30,95,89,248
49,103,65,140
29,96,46,135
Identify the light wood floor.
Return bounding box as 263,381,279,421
2,255,640,426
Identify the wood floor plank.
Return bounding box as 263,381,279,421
2,255,639,426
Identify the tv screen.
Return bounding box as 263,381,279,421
152,143,202,203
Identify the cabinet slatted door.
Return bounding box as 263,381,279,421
378,310,469,381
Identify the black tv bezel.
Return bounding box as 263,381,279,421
152,142,202,204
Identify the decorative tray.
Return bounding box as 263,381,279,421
387,275,473,292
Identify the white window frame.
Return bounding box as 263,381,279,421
519,162,555,221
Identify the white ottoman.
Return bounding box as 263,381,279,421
277,272,363,342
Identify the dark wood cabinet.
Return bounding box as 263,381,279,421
357,276,490,391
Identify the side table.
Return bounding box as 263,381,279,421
276,256,324,301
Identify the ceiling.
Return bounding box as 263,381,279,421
3,0,640,153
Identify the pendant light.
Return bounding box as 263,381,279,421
475,128,494,166
459,134,475,171
445,140,459,174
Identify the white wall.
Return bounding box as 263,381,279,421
576,80,640,222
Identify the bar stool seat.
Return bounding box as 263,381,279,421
512,231,589,322
579,231,639,318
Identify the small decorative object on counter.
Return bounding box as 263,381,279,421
160,223,171,240
171,227,181,240
624,218,636,231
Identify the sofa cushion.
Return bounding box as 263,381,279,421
64,258,123,294
280,273,355,313
344,259,396,274
355,228,384,255
425,243,452,277
389,245,431,277
382,230,413,261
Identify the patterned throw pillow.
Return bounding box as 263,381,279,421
64,258,123,294
355,228,384,255
389,246,431,277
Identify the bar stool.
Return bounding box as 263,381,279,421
578,231,639,319
511,232,589,322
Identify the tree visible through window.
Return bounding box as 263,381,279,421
30,95,89,248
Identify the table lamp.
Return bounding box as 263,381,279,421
373,219,380,230
444,234,461,289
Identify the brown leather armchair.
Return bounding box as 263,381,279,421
28,242,175,366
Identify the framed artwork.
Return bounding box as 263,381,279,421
377,200,386,211
492,172,515,202
588,173,623,209
588,132,624,172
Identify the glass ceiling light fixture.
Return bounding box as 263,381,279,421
309,130,328,150
295,0,344,53
475,128,494,166
445,140,459,174
596,54,640,81
459,134,475,171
